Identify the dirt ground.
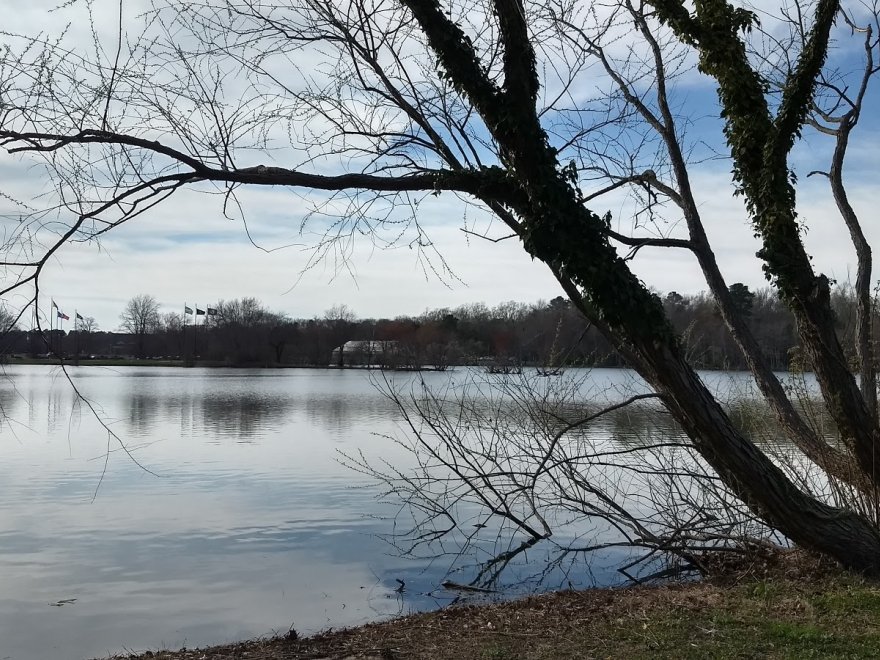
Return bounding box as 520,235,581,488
99,552,880,660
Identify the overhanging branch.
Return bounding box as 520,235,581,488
0,128,524,203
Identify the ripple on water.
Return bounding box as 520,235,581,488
0,365,786,660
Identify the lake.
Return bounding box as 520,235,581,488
0,364,802,659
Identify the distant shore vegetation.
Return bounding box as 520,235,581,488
1,283,870,371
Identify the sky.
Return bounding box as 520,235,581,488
0,1,878,332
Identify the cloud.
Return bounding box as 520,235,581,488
36,209,563,329
22,144,878,332
4,0,879,332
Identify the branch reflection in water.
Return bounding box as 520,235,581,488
0,365,831,659
350,368,836,594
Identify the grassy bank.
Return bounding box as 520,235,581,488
103,554,880,659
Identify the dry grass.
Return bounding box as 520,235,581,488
99,551,880,660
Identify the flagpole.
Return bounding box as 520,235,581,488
204,306,211,357
182,302,187,364
29,300,35,356
50,299,54,355
193,303,198,361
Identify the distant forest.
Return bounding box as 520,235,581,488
0,283,873,370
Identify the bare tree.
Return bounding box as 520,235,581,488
119,294,161,358
347,371,782,588
0,304,20,358
325,304,357,324
211,297,288,363
1,0,880,572
0,305,18,334
325,304,357,366
78,316,99,334
214,297,272,328
808,6,880,422
74,315,99,357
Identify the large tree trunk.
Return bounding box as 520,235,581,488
529,196,880,571
554,275,880,570
515,169,880,573
641,344,880,569
403,0,880,573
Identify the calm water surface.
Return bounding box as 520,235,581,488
0,365,780,659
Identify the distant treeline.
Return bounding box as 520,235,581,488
0,284,873,370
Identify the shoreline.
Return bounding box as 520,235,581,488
99,553,880,659
4,357,780,374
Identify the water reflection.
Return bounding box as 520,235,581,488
0,365,824,660
363,368,830,605
127,392,159,436
199,393,294,440
0,366,445,659
0,384,19,432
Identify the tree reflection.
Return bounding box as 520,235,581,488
349,370,796,594
0,382,19,428
200,393,293,440
127,392,160,436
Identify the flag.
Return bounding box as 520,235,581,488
206,308,218,316
51,300,58,310
184,306,193,315
196,308,206,316
76,313,84,321
57,310,69,321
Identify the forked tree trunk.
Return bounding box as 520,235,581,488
517,179,880,573
403,0,880,573
529,197,880,572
